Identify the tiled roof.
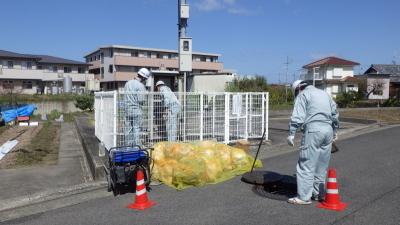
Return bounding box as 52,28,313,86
0,49,39,59
303,56,360,69
364,64,400,76
0,49,87,65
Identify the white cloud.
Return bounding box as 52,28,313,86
194,0,251,15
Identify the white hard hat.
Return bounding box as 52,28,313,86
137,68,150,79
155,80,165,86
292,80,309,96
291,80,303,94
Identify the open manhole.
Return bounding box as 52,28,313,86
252,175,297,201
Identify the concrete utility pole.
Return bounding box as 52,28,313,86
178,0,192,93
284,56,291,103
178,0,192,141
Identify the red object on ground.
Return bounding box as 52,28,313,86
127,169,156,210
317,168,347,211
17,116,30,121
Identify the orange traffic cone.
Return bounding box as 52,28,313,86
127,168,156,210
317,168,347,211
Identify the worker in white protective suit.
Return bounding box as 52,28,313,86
287,80,339,205
123,68,151,146
155,80,181,141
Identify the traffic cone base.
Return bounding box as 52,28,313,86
127,200,156,210
317,201,347,211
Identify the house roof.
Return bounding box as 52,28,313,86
0,49,39,59
0,49,88,65
84,45,221,58
303,56,360,69
364,64,400,76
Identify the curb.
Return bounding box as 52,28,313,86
74,116,105,180
0,181,110,222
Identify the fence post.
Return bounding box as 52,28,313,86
200,92,204,141
265,92,269,141
100,93,104,144
113,91,117,148
261,93,265,138
245,93,248,140
224,93,230,144
212,95,215,138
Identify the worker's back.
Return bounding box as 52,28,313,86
124,79,146,110
296,85,337,127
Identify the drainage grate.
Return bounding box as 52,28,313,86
252,176,297,201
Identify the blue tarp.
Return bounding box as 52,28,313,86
0,104,37,123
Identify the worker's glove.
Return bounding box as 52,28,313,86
287,135,295,147
333,132,338,141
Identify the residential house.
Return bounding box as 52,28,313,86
0,49,96,94
361,64,400,99
301,56,360,97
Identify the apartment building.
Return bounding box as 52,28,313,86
0,49,96,94
84,45,224,91
301,56,360,97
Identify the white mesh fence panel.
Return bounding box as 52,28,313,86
95,91,268,150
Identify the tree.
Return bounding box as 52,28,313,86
75,95,94,111
225,76,268,92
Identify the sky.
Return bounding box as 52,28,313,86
0,0,399,84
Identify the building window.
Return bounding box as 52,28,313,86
156,53,161,58
108,65,113,73
110,49,113,57
52,66,58,72
7,61,14,69
101,67,104,75
183,41,189,51
27,61,32,69
37,65,43,70
131,51,138,57
373,89,383,95
101,52,104,63
22,81,33,89
78,67,85,74
2,80,13,89
64,67,71,73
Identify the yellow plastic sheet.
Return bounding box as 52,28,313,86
151,141,263,190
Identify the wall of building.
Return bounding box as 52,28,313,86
367,78,390,100
326,66,354,79
0,79,39,94
188,74,234,92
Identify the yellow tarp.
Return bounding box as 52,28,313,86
151,141,262,190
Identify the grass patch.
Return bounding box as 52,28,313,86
270,103,293,111
14,122,60,167
341,109,400,124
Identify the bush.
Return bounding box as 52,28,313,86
48,110,62,120
382,98,400,107
335,91,362,108
75,95,94,111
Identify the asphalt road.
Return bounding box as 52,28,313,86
4,126,400,225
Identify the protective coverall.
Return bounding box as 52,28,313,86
159,85,181,141
124,79,147,146
289,85,339,201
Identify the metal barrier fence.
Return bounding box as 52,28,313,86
95,91,269,150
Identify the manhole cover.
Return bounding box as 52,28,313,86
241,171,283,185
252,175,297,201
